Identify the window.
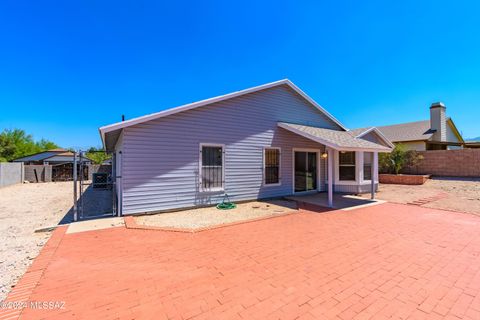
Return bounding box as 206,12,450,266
200,145,224,191
364,152,373,181
264,148,280,185
339,151,356,181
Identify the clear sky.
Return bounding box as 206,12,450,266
1,1,479,149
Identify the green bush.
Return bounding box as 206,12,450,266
379,144,424,174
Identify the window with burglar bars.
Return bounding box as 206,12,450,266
264,148,280,185
363,152,373,181
200,145,224,191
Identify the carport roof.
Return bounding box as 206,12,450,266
278,122,393,152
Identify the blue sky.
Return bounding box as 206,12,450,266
1,1,479,149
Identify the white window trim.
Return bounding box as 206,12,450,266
263,147,281,187
360,151,379,184
291,148,321,194
334,150,358,185
199,143,225,192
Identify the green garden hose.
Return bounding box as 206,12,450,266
216,194,236,210
216,202,237,210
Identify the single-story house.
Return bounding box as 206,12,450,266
100,79,393,215
376,102,464,151
12,148,76,165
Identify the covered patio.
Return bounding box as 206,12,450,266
278,122,394,208
286,192,385,210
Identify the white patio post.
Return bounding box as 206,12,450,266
371,152,378,199
327,148,334,208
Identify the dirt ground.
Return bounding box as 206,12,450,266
361,177,480,215
135,200,298,230
0,182,73,302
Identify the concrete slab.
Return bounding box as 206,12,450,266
66,217,124,234
286,192,385,211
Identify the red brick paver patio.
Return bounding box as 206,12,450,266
3,202,480,320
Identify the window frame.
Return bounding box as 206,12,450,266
363,152,373,182
199,143,225,192
338,151,356,182
263,147,281,187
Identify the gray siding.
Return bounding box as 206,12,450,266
120,85,340,214
360,131,390,147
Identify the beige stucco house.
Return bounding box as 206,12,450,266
376,102,464,151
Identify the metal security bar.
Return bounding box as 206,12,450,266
201,145,223,190
264,148,280,184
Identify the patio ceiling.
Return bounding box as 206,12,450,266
277,122,393,152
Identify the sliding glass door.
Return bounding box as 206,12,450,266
294,151,317,193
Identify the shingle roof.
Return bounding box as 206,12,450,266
376,120,434,142
278,122,392,152
348,127,371,137
100,79,348,151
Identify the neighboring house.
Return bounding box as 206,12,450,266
465,142,480,148
13,149,91,181
376,102,464,151
464,138,480,149
100,79,393,215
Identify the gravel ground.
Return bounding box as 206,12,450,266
0,182,73,302
360,177,480,215
134,200,298,230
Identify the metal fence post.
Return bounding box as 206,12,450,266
73,151,78,222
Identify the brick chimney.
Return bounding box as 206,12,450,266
430,102,446,142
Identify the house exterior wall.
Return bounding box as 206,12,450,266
119,85,344,214
445,122,463,150
331,151,378,193
359,131,385,146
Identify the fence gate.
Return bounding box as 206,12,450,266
73,151,117,221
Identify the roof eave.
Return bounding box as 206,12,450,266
278,123,392,153
98,79,348,137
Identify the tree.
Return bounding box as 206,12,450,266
85,147,111,164
379,143,424,174
0,129,59,162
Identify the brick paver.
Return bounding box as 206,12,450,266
3,202,480,319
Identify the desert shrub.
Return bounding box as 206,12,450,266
379,144,424,174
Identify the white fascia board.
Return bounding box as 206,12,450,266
99,79,349,144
